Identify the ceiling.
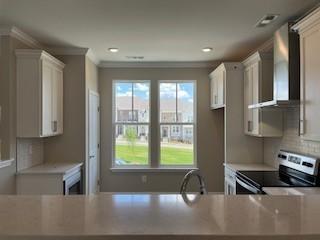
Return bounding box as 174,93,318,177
0,0,318,63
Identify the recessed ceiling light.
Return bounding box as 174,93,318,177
108,48,119,53
202,47,213,52
255,14,279,27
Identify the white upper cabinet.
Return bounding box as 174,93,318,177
293,8,320,141
293,7,320,141
210,64,225,109
243,52,283,137
16,50,65,138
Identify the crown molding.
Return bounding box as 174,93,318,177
49,47,89,55
15,49,65,68
292,6,320,33
241,37,274,62
0,26,43,49
50,47,99,65
99,61,218,68
86,49,100,65
243,51,273,67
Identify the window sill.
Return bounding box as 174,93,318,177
110,167,198,173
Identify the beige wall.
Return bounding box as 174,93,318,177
44,55,86,164
99,67,224,192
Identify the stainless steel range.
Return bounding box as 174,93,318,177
236,150,320,194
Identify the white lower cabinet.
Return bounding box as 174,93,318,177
16,49,65,137
16,163,83,195
224,167,236,195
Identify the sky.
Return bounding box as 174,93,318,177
115,82,194,103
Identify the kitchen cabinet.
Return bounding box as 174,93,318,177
210,62,263,165
16,50,65,137
243,51,283,137
209,65,225,109
224,166,236,195
16,163,83,195
293,7,320,141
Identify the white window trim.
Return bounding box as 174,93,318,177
111,79,197,171
112,80,151,168
158,80,197,169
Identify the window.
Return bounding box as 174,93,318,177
112,80,196,169
159,81,195,166
113,81,150,166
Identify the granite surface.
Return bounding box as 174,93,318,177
0,193,320,239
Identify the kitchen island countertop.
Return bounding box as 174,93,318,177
1,193,320,239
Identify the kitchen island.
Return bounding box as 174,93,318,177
1,193,320,239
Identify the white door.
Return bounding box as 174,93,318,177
88,91,100,194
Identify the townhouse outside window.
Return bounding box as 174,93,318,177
112,80,196,168
113,81,150,166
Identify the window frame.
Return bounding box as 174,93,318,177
112,80,151,168
111,79,197,170
158,80,197,168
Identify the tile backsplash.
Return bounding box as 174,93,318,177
264,107,320,167
17,138,44,171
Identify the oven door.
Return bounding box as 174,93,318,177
64,172,83,195
236,175,262,194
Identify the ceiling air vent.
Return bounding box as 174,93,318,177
126,56,145,60
255,14,279,27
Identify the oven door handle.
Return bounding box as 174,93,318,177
236,176,261,194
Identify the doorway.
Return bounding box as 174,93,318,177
88,90,100,194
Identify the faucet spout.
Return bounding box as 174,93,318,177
180,169,207,195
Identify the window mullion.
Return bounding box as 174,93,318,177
131,83,134,122
175,83,178,122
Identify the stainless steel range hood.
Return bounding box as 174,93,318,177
249,23,300,109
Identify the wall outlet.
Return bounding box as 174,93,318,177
141,175,147,183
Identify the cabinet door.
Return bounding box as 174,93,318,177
210,77,216,108
210,74,219,108
42,62,53,136
251,62,260,135
217,69,225,106
244,67,253,133
52,68,64,135
300,25,320,141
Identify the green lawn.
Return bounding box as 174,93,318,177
115,144,193,165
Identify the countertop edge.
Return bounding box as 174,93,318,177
16,162,83,175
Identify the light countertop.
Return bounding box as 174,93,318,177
17,162,83,175
1,193,320,239
224,163,276,172
263,187,320,195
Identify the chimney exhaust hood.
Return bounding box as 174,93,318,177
249,23,300,109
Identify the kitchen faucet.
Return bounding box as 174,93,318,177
180,169,207,195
